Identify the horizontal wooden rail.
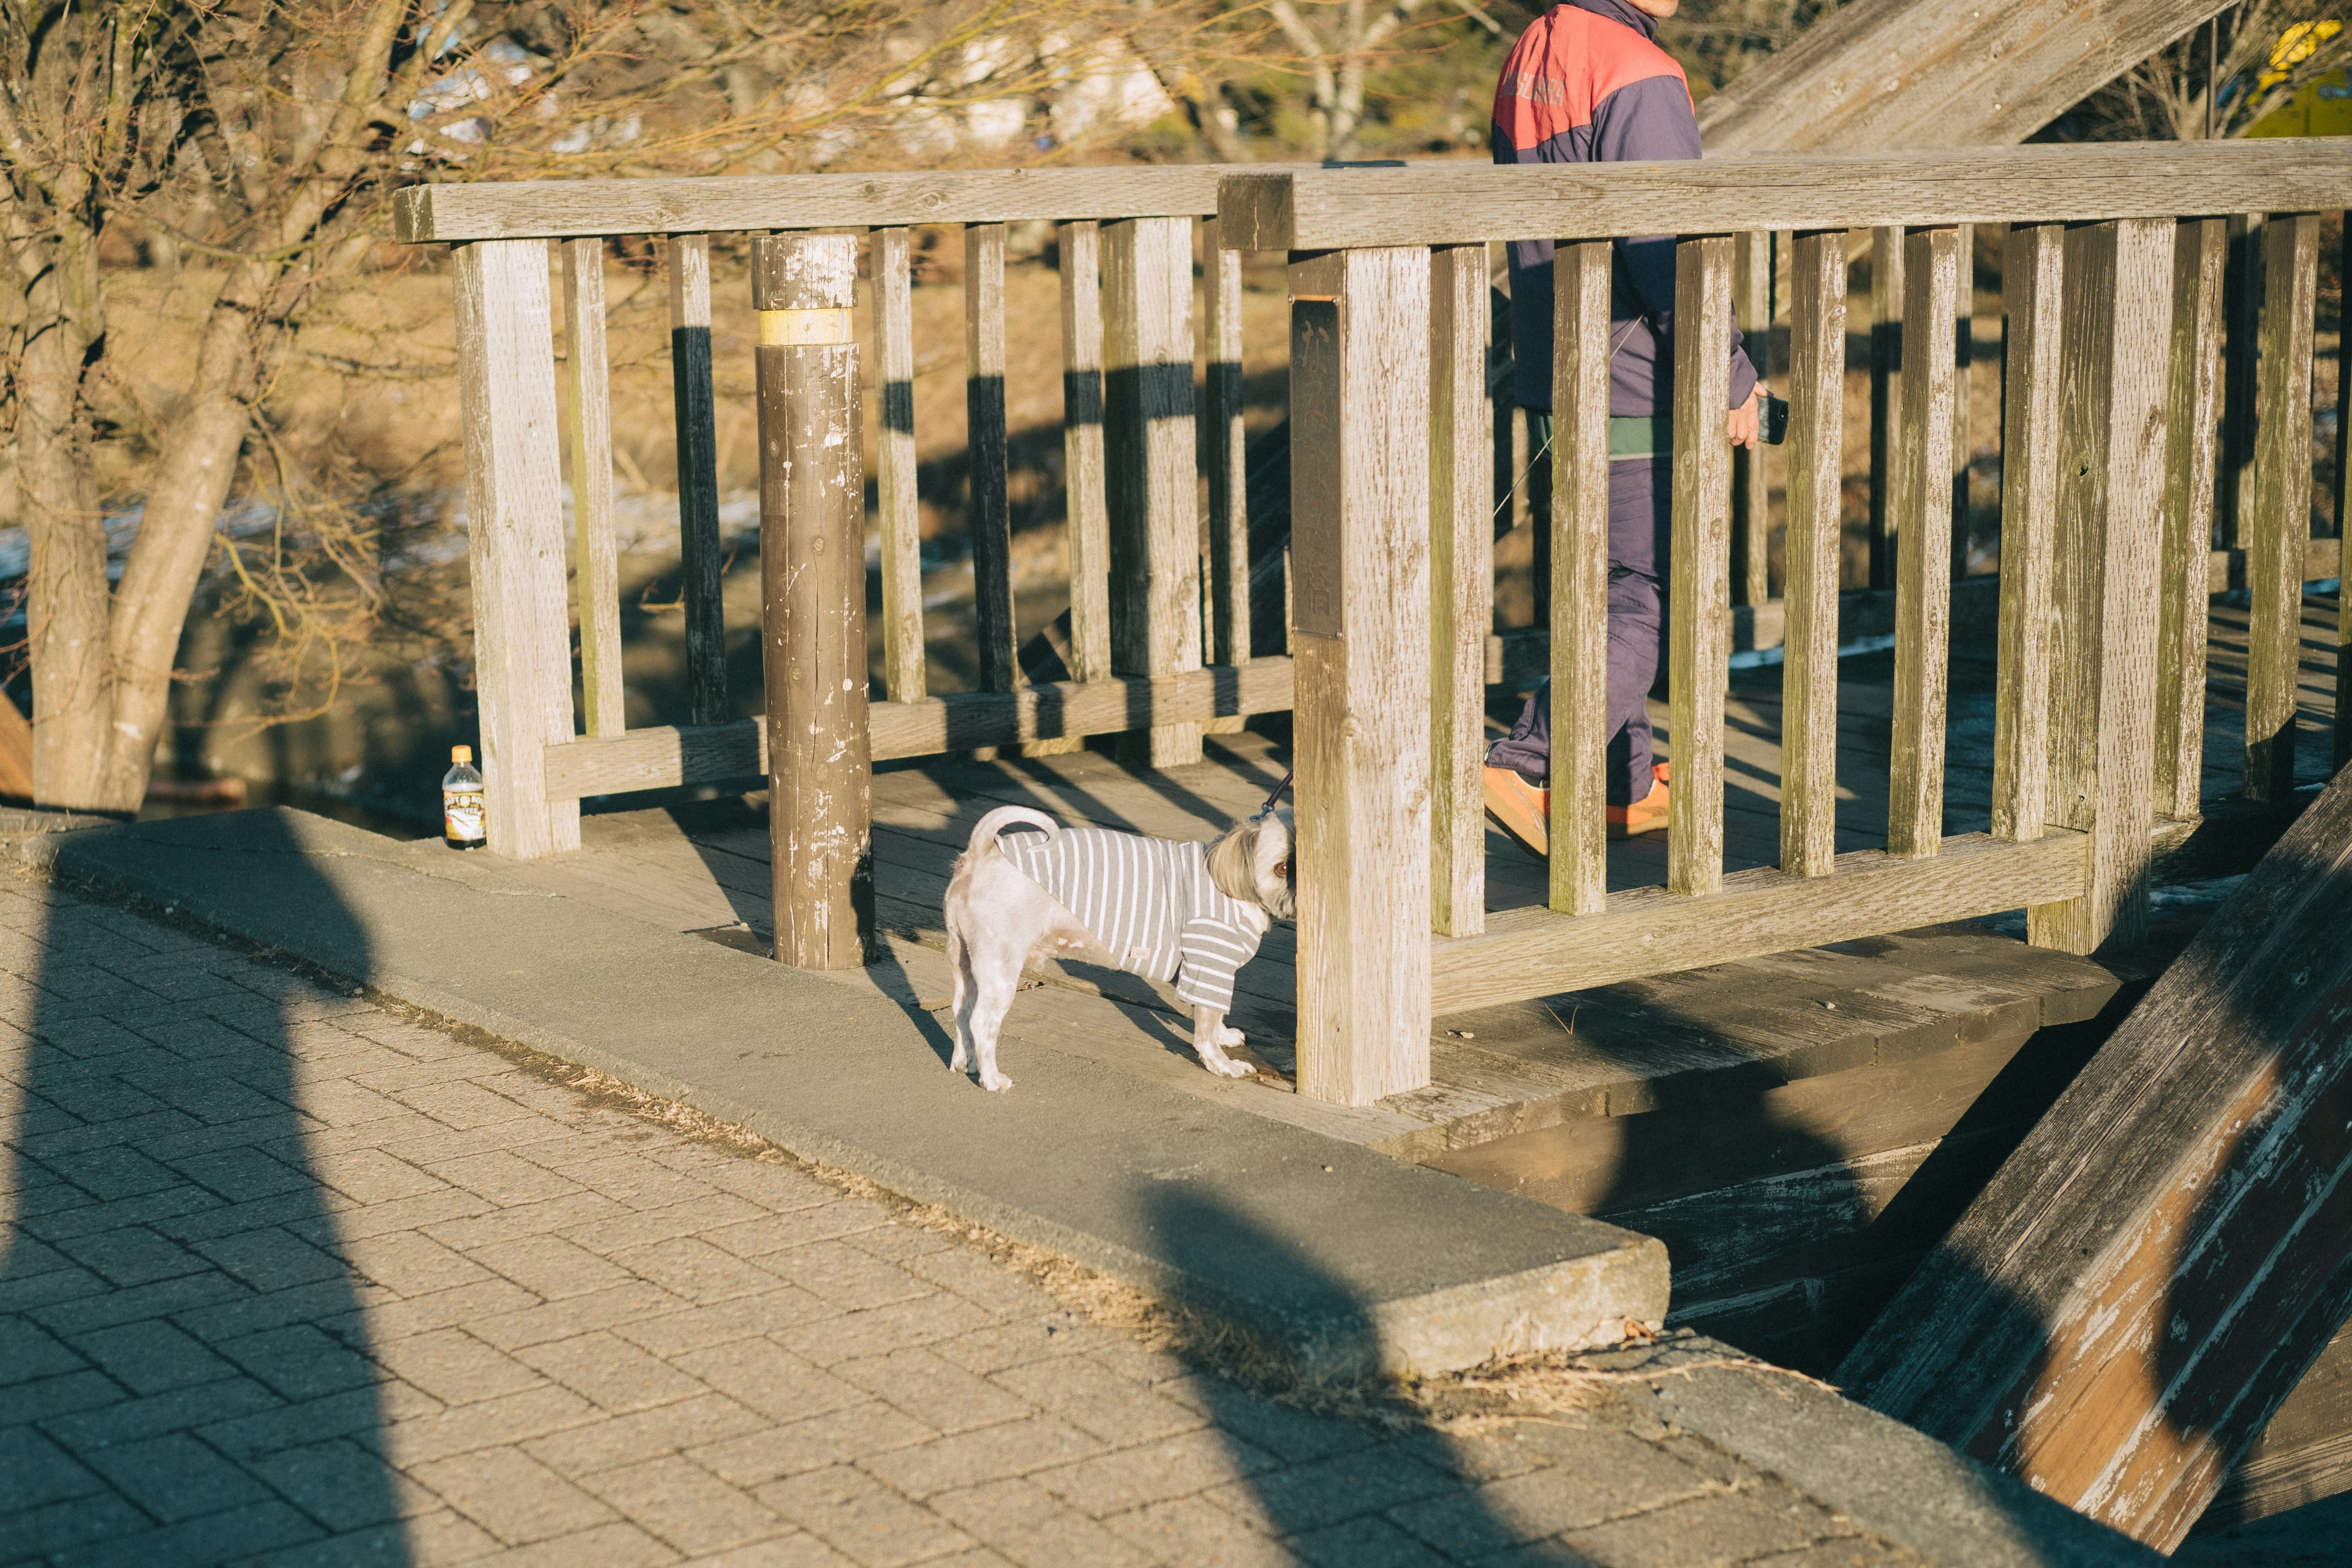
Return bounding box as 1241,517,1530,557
1219,142,2352,251
399,165,1308,243
1428,831,2087,1015
541,659,1294,802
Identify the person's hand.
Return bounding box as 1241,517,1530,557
1727,388,1761,450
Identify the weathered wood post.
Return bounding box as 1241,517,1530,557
451,238,581,860
2245,212,2318,804
2155,218,2228,823
2026,218,2173,957
753,233,873,969
1104,217,1205,768
1430,242,1491,938
1290,245,1433,1107
669,233,728,724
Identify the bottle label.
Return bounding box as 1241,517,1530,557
444,789,485,843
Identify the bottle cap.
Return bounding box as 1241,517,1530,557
452,745,473,764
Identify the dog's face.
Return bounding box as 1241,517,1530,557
1208,809,1296,921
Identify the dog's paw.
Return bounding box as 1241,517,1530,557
949,1045,971,1073
979,1069,1014,1092
1201,1052,1256,1079
1215,1024,1246,1048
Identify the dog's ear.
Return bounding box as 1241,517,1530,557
1205,819,1259,903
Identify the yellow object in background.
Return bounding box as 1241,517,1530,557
2247,21,2352,138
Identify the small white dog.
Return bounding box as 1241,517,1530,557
941,804,1296,1091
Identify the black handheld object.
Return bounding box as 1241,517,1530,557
1759,393,1790,446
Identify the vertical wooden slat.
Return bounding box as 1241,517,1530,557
452,239,581,859
562,237,624,739
2027,218,2173,957
1951,222,1975,579
1731,229,1773,608
1549,241,1613,917
1057,221,1111,684
1991,224,2065,845
1104,217,1204,768
753,233,873,970
873,227,926,702
1888,227,1961,859
2245,211,2318,804
668,232,726,725
1204,217,1250,669
2219,213,2267,549
1869,225,1906,592
1289,246,1433,1107
2155,218,2228,821
964,222,1017,695
1668,235,1735,899
1781,230,1845,878
1431,244,1492,938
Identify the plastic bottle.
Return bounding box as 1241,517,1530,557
442,745,486,849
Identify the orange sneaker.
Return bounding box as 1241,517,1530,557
1482,765,1549,859
1607,765,1672,839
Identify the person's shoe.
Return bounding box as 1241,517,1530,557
1483,765,1549,859
1607,764,1672,839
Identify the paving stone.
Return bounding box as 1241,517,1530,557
0,1367,126,1427
337,1277,546,1342
990,1355,1204,1446
0,1491,162,1564
0,1313,91,1384
470,1234,639,1300
612,1237,789,1305
312,1147,451,1205
83,1429,279,1521
673,1338,867,1423
675,1535,860,1567
775,1291,995,1369
245,1436,433,1530
930,1319,1113,1377
527,1393,772,1479
1741,1540,1924,1568
518,1329,715,1413
371,1327,549,1406
899,1249,1060,1320
929,1476,1156,1568
764,1241,935,1311
569,1194,773,1253
202,1385,428,1461
1101,1496,1305,1567
1031,1428,1279,1518
683,1159,838,1215
704,1204,894,1260
472,1281,696,1351
1206,1444,1459,1537
578,1453,786,1555
1564,1491,1825,1568
192,1226,349,1291
858,1414,1106,1501
410,1443,620,1545
424,1148,590,1205
47,1496,326,1568
617,1291,841,1359
486,1520,690,1567
692,1403,943,1488
0,1423,107,1509
426,1191,636,1251
341,1229,498,1297
214,1321,381,1401
371,1384,601,1468
66,1317,239,1395
834,1348,1032,1435
756,1463,976,1568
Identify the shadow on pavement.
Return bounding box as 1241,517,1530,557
0,813,412,1564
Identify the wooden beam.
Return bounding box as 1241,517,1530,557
1668,236,1735,899
1289,246,1433,1106
1731,230,1773,608
1780,230,1845,879
2156,219,2228,821
1204,217,1251,671
1694,0,2235,154
1057,221,1112,684
1104,217,1204,768
561,237,624,739
1429,831,2087,1015
1888,227,1960,859
1550,240,1613,918
2245,212,2319,804
965,222,1017,695
668,233,726,726
873,227,926,702
1991,224,2064,846
2029,219,2173,958
540,661,1297,802
1431,244,1492,939
394,165,1318,243
753,233,872,969
1836,764,2352,1552
451,239,581,859
1215,142,2352,253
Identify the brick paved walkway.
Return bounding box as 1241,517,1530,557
1,872,1921,1568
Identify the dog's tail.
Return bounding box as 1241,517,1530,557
965,805,1057,859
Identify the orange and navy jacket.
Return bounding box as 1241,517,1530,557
1494,0,1755,418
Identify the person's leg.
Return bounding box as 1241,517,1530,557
1604,456,1672,805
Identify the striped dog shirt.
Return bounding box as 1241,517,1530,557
998,827,1264,1012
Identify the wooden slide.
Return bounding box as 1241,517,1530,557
1836,760,2352,1551
1696,0,2236,154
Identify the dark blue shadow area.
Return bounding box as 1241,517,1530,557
0,813,411,1566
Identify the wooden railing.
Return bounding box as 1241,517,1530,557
1218,139,2352,1102
396,167,1308,858
404,141,2351,1108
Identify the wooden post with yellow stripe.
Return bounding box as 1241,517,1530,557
752,233,873,969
